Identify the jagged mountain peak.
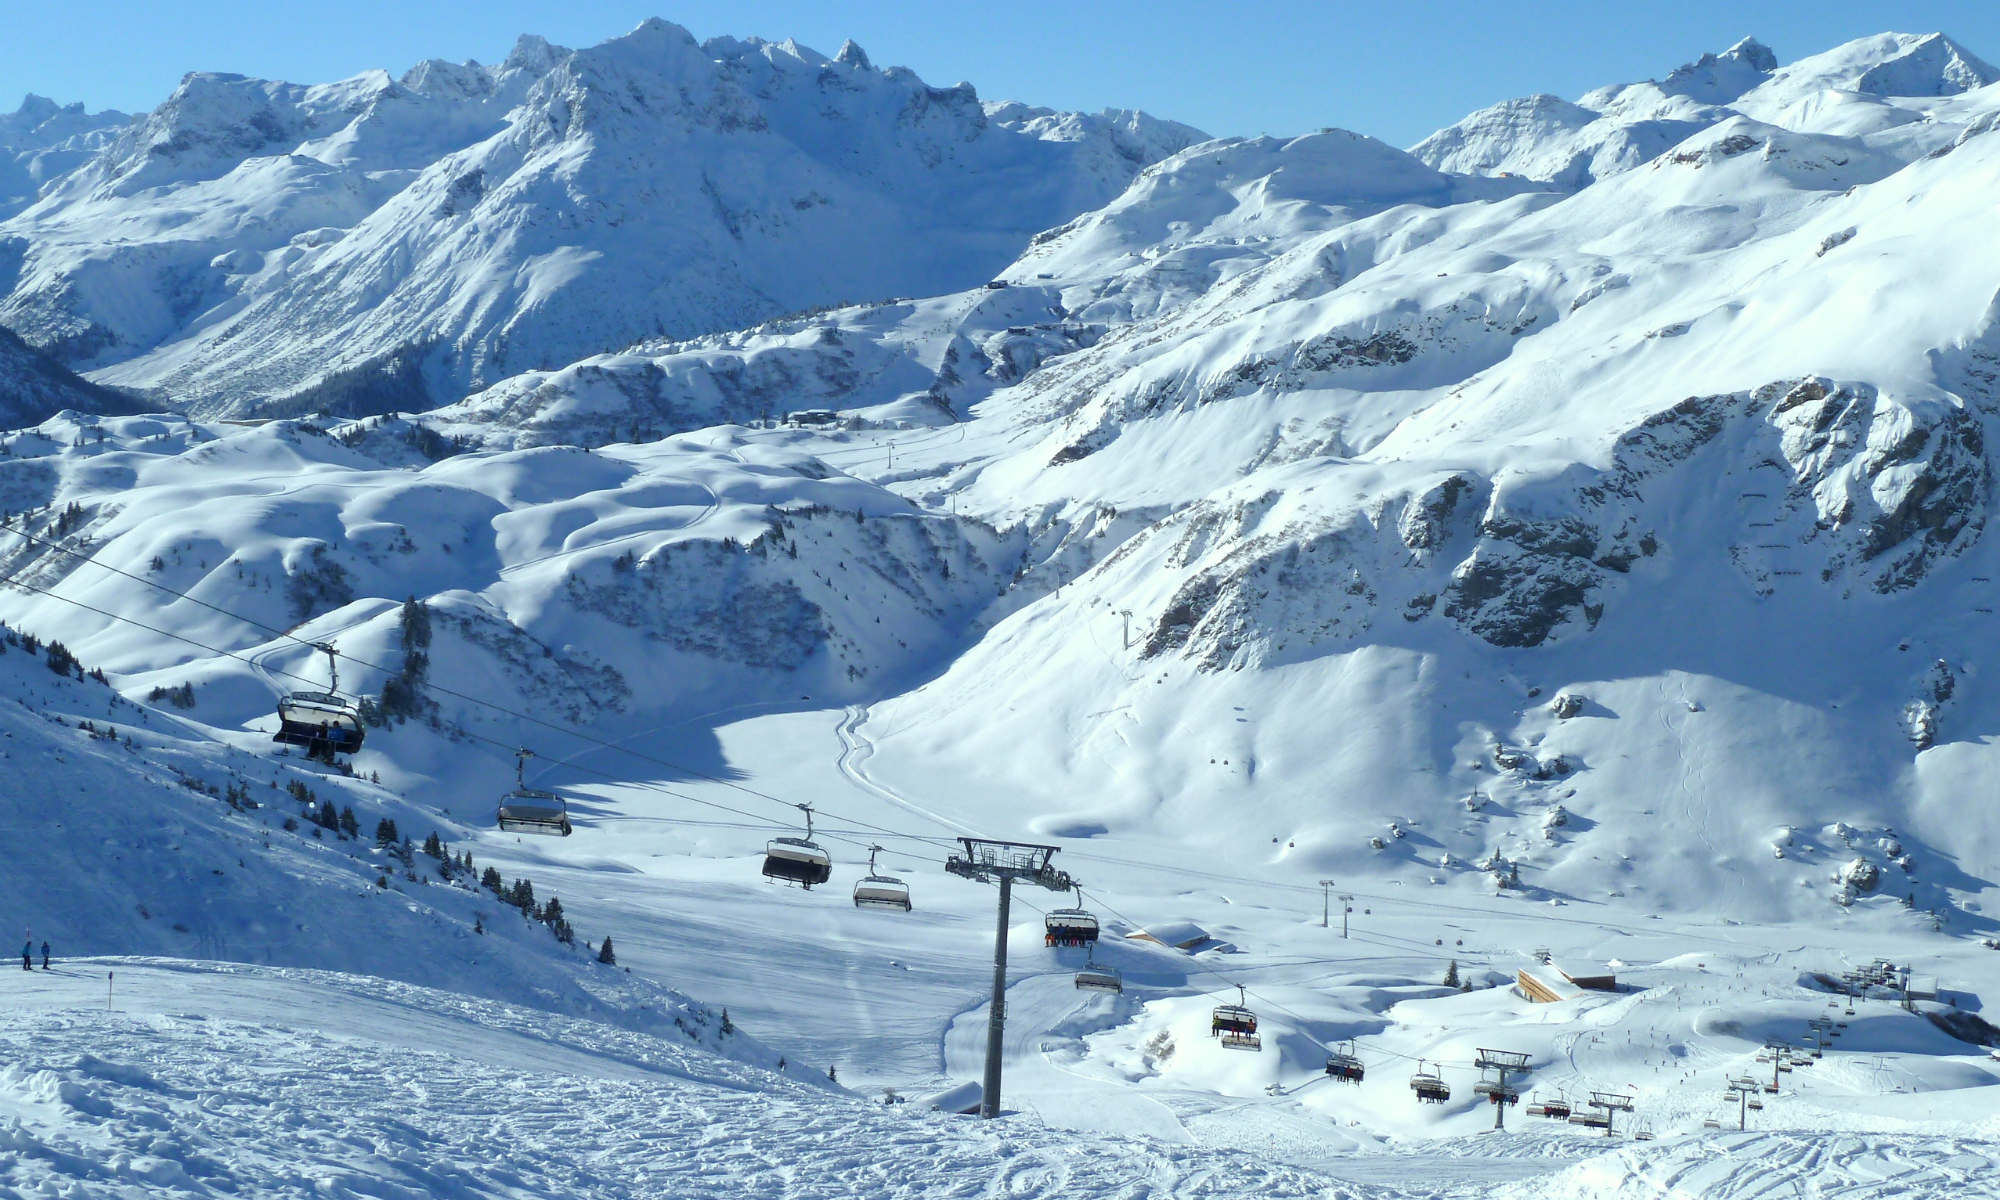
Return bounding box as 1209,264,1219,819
0,20,1205,416
1415,29,2000,186
835,38,873,70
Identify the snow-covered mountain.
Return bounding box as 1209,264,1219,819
11,26,2000,1196
1411,33,1998,186
0,93,132,217
0,21,1202,417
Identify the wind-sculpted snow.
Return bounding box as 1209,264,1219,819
0,20,1202,416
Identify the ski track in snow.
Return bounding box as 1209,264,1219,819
0,961,1378,1200
836,703,986,838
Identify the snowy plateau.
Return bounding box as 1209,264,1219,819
3,18,2000,1199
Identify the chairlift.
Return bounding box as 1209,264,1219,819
1324,1040,1364,1084
272,643,364,762
1410,1059,1450,1104
852,845,911,911
1703,1118,1723,1130
1747,1099,1764,1111
1634,1122,1655,1142
1540,1095,1572,1120
762,805,832,889
1045,888,1100,947
1074,957,1124,994
1568,1110,1610,1128
1211,985,1261,1051
495,748,573,836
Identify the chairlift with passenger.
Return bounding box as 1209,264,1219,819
1045,888,1100,947
495,748,573,836
273,642,365,762
852,846,912,911
1324,1040,1364,1084
1410,1060,1451,1104
1211,985,1260,1050
762,804,832,889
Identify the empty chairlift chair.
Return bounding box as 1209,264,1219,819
1211,986,1261,1051
273,643,365,763
762,805,833,889
852,846,912,911
1410,1060,1451,1104
1045,889,1100,948
1324,1040,1365,1084
495,748,572,836
1073,956,1123,994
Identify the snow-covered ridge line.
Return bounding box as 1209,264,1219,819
0,18,1205,418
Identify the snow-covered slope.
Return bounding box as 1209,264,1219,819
9,28,2000,1195
0,623,821,1075
0,93,131,217
0,323,140,425
1411,33,1998,186
0,21,1203,417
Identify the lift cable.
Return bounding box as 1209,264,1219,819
0,524,960,850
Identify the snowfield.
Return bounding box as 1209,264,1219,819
4,21,2000,1199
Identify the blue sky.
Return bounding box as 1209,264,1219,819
8,2,1999,146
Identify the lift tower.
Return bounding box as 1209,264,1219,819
946,838,1073,1119
1473,1049,1531,1130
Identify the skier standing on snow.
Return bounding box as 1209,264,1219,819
20,939,30,971
40,941,49,970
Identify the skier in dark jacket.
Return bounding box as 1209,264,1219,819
20,940,29,971
40,941,49,969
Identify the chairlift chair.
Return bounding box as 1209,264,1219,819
273,643,365,762
1747,1099,1764,1111
851,846,911,911
495,749,573,836
1211,985,1261,1051
762,805,833,889
1073,954,1123,994
1541,1096,1572,1120
1324,1040,1365,1084
1045,888,1100,947
1410,1060,1451,1104
1568,1111,1610,1128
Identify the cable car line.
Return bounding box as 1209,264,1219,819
0,523,953,846
4,540,1714,1078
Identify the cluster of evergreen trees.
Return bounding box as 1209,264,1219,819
372,596,435,724
416,832,581,948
